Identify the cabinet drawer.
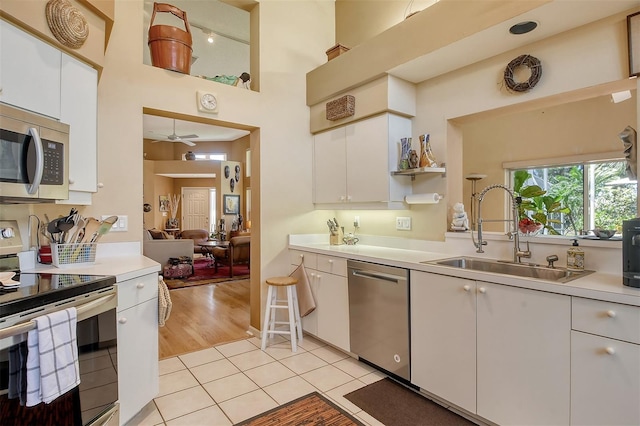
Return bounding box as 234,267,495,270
572,297,640,344
317,255,347,276
289,250,317,269
117,273,158,312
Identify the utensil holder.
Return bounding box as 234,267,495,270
330,228,344,245
52,243,97,267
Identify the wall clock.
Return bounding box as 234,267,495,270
197,91,218,113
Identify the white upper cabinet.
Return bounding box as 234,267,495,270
0,20,61,119
60,53,98,195
1,20,99,204
313,113,412,208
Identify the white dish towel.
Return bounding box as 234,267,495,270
26,307,80,406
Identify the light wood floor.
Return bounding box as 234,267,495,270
159,279,250,359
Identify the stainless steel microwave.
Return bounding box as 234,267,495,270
0,103,69,203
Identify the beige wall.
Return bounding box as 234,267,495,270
335,0,437,48
461,92,636,232
411,9,638,240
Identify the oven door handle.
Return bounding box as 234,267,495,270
26,126,44,195
0,293,116,340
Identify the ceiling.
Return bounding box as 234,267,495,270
143,114,250,143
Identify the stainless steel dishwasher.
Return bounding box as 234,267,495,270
348,260,410,381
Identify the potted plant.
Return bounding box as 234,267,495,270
513,170,570,235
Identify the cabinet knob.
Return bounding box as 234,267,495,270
137,282,145,289
97,182,104,188
605,347,615,355
463,285,471,292
118,317,127,324
606,310,616,318
478,287,487,294
328,259,333,264
68,178,75,185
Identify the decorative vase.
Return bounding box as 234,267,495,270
185,151,196,160
399,137,411,170
419,134,438,168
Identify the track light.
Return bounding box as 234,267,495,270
207,33,214,44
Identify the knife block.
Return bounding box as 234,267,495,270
330,228,344,245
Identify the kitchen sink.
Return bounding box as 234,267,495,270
423,257,593,283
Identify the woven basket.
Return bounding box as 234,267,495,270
326,95,355,121
45,0,89,49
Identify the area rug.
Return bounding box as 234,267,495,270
164,258,250,289
235,392,364,426
344,378,475,426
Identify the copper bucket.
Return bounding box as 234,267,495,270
148,2,193,74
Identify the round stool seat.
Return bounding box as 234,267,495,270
266,276,298,286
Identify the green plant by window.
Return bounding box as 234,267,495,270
513,170,570,235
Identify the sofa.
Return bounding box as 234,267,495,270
142,229,193,266
211,235,250,277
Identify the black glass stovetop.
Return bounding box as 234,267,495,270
0,272,116,319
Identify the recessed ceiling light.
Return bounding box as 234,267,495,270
509,21,538,35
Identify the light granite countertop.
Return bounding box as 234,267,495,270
289,235,640,307
20,242,160,282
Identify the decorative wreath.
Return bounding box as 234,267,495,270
503,54,542,93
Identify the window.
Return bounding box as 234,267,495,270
509,160,637,236
191,153,227,161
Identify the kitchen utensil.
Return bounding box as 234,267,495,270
69,217,86,244
47,218,62,243
81,217,101,243
91,216,118,243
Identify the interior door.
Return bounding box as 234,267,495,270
182,187,210,230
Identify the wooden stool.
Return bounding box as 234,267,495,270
261,276,303,352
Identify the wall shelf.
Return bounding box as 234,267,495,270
391,166,446,180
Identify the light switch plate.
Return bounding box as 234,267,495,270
396,217,411,231
101,215,128,232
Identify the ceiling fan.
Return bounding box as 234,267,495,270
150,119,199,146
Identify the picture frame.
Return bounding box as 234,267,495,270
628,12,640,77
223,194,240,215
159,195,169,212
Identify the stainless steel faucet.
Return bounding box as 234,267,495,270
474,184,531,263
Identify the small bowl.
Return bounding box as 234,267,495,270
592,229,616,239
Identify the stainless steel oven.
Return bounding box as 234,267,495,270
0,273,118,426
0,103,69,203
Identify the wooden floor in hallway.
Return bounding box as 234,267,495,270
159,278,250,359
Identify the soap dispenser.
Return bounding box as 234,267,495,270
567,239,585,271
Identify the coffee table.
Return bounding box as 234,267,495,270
198,240,229,266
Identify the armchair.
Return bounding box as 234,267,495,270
211,235,250,277
179,229,209,256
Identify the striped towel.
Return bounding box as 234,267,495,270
26,307,80,406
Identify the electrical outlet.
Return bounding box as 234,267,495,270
102,215,128,232
354,216,360,228
396,217,411,231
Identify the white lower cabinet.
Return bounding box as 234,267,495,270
290,251,349,352
476,281,571,426
411,272,571,426
570,297,640,426
116,273,159,425
410,271,476,413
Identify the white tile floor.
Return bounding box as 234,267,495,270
126,335,387,426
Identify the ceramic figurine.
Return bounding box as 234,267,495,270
450,202,469,231
408,149,419,168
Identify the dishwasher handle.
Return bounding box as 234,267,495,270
350,269,407,284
